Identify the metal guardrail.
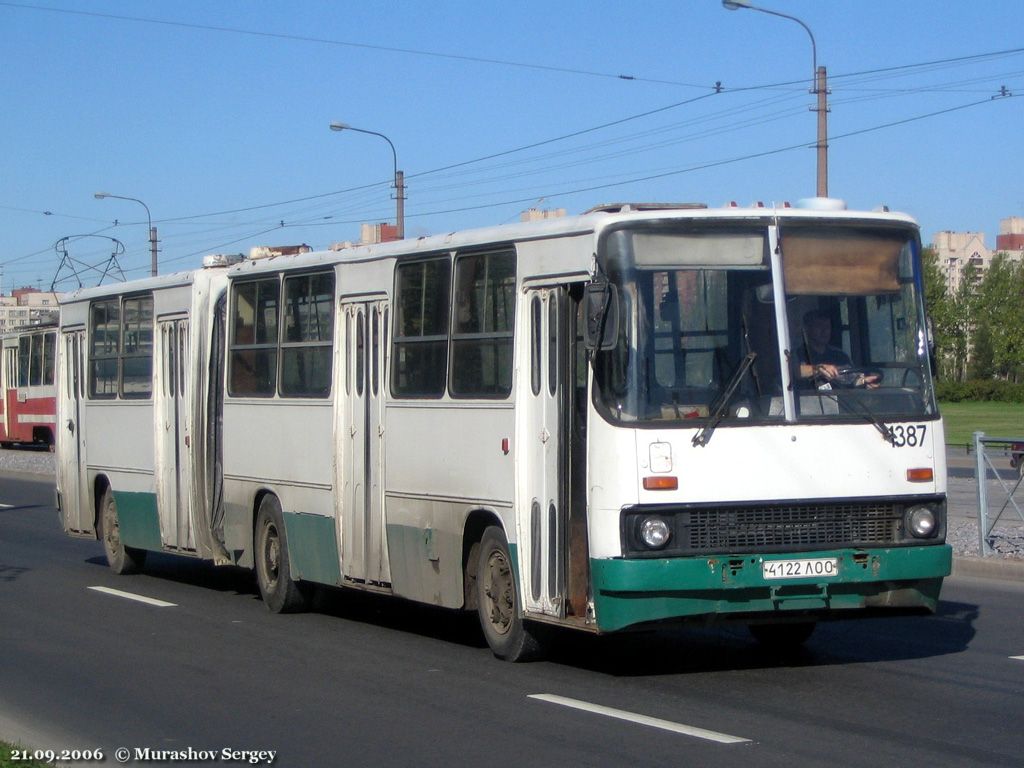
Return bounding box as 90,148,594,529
974,431,1024,557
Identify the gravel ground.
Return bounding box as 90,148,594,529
3,447,1021,561
0,446,56,477
948,517,1024,560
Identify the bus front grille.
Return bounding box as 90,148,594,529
683,503,901,552
620,498,946,557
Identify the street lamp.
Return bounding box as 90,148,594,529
94,192,159,276
329,121,405,240
723,0,829,197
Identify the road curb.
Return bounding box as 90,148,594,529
952,555,1024,582
0,468,54,482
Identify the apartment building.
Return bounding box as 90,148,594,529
932,216,1024,294
0,287,59,332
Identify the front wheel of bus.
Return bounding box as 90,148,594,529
254,495,307,614
100,486,146,575
476,526,541,662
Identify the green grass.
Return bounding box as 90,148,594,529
939,400,1024,446
1,742,52,768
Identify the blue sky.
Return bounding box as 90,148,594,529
2,0,1021,291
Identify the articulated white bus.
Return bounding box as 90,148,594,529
57,200,951,660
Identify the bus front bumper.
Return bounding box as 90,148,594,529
590,544,952,633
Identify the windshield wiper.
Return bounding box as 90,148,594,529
692,352,757,448
821,389,895,444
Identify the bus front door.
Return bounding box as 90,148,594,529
155,318,194,551
57,329,91,535
337,299,390,588
519,287,569,618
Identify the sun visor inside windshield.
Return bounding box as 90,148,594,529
631,232,765,267
781,232,902,295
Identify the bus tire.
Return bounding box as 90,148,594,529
748,621,816,649
476,526,541,662
254,494,307,614
99,486,146,574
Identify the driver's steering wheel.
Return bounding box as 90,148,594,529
827,366,882,388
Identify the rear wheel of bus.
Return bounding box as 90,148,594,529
99,486,147,574
476,526,541,662
254,494,308,614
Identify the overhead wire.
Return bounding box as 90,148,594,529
0,1,712,88
68,49,1023,237
3,1,1021,275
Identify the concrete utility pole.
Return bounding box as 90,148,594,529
329,122,405,239
724,0,829,197
815,65,829,198
94,192,159,276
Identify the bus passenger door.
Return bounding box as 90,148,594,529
337,299,390,587
57,330,91,535
156,318,194,551
519,287,569,618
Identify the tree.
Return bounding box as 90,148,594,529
975,254,1024,382
947,262,979,382
921,245,974,382
921,247,956,379
968,320,995,379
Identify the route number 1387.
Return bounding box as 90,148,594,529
889,423,927,447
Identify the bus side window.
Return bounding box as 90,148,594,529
43,332,56,387
355,310,365,397
18,335,30,387
29,334,44,386
89,299,120,398
229,278,279,397
392,257,451,398
531,295,542,396
280,272,334,398
450,249,515,399
121,296,154,399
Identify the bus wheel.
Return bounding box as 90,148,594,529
100,487,146,574
254,495,307,614
476,526,540,662
748,621,816,649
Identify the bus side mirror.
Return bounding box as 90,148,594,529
583,279,619,351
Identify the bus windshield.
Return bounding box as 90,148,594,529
780,223,937,421
592,222,937,426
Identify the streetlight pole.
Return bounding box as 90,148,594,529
329,122,405,240
723,0,828,198
94,192,159,276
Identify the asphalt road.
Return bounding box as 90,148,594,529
2,473,1024,768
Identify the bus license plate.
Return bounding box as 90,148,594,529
762,558,839,580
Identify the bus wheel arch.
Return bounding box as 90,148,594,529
475,524,541,662
462,509,505,611
96,479,146,574
253,492,308,614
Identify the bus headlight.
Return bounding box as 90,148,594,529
907,506,937,538
640,517,671,549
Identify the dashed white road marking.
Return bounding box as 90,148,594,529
88,586,177,608
1011,655,1024,661
0,503,13,509
528,694,751,744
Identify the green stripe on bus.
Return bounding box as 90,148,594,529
111,491,162,552
590,545,952,633
282,511,341,585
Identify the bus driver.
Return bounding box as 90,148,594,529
797,309,879,388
